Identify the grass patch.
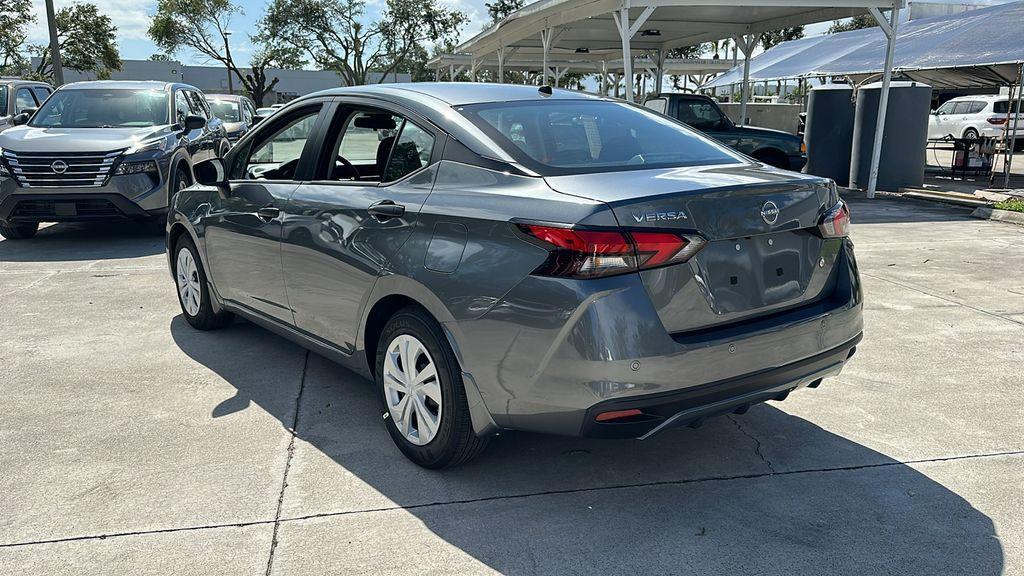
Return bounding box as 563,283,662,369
994,198,1024,213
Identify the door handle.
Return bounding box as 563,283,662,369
257,205,280,221
368,200,405,221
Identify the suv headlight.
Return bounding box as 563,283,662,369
115,160,159,176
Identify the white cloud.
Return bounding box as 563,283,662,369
26,0,157,44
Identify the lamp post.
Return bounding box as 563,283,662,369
224,31,234,94
44,0,64,86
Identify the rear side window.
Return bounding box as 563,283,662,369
383,121,435,182
458,100,739,176
993,100,1021,114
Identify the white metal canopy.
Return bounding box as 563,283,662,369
456,0,905,197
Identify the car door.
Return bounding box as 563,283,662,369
201,101,328,323
279,100,441,352
929,100,957,139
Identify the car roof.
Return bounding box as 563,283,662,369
58,80,190,92
948,94,1006,102
205,93,245,101
303,82,606,106
0,78,51,87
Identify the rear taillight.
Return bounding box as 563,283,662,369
516,223,706,279
987,116,1008,125
817,201,851,238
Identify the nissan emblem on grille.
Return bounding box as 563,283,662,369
761,201,780,225
50,160,68,174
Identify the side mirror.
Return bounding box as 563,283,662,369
251,115,264,125
194,157,229,196
183,114,206,131
11,109,35,126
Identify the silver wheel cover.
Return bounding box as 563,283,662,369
383,334,443,446
176,247,202,317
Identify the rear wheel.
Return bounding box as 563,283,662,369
0,221,39,240
174,235,234,330
376,306,489,468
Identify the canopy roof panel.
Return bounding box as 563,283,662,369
458,0,897,57
704,0,1024,88
427,52,733,75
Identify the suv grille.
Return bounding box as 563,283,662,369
2,149,123,188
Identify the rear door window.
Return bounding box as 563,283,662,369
383,120,435,182
966,101,986,114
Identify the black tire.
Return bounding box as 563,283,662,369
171,165,190,201
963,128,980,141
0,221,39,240
376,306,489,469
173,234,234,330
752,149,790,170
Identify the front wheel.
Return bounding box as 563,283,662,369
0,221,39,240
963,128,980,141
376,307,489,468
174,235,234,330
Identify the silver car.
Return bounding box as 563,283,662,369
0,80,228,239
0,78,53,133
168,84,863,468
205,93,258,143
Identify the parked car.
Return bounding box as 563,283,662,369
254,106,278,121
0,78,53,133
0,80,229,239
644,93,806,171
169,84,862,468
205,93,257,143
928,95,1023,146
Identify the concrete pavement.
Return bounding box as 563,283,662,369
0,196,1021,574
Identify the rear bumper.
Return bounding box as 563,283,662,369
449,239,863,437
581,333,860,439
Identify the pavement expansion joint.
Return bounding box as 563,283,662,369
265,350,311,576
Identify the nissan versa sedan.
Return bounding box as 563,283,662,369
168,83,863,468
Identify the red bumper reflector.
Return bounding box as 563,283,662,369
595,409,644,422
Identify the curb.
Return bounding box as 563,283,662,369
900,190,991,208
971,206,1024,226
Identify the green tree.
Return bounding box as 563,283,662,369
149,0,302,106
760,26,804,51
828,14,878,34
149,53,173,61
0,0,33,76
262,0,467,86
485,0,523,23
29,3,121,81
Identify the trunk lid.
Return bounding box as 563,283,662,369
545,164,840,333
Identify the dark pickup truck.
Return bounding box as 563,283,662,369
644,93,806,171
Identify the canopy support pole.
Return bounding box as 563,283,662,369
734,33,761,126
654,48,665,95
541,27,555,85
600,61,608,95
1004,62,1023,189
613,3,655,103
497,47,505,84
866,4,901,199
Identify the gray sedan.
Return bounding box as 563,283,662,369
167,83,863,468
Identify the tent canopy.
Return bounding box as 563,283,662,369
703,0,1024,89
426,52,733,76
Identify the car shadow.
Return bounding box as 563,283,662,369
0,222,165,262
170,316,1003,574
843,194,975,225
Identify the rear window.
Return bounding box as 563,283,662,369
457,100,740,175
993,100,1021,114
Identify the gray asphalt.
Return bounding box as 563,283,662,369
1,195,1021,575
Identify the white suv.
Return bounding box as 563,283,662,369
928,95,1023,146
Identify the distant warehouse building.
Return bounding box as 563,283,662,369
32,58,410,103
